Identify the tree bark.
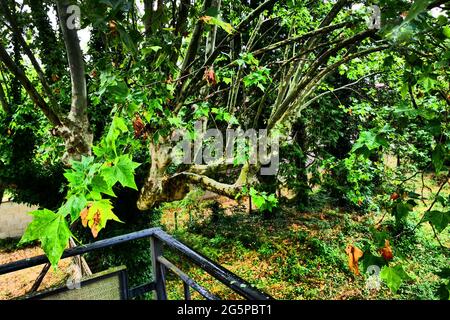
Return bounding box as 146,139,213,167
0,44,62,126
205,0,221,60
56,0,93,162
143,0,153,35
0,83,9,114
293,119,309,207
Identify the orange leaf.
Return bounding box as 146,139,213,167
203,66,217,86
90,210,101,238
80,206,89,227
345,244,364,275
132,114,146,139
379,239,393,261
199,16,212,23
390,192,399,200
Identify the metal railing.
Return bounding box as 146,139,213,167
0,228,272,300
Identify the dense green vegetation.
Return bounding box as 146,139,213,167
0,0,448,300
161,176,448,299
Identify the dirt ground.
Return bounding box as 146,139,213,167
0,246,72,300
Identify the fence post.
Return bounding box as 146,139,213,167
150,236,167,300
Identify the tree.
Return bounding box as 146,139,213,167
0,0,448,266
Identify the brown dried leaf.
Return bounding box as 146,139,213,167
345,244,364,275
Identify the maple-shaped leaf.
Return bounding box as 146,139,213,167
380,265,411,293
91,174,116,198
101,155,140,190
423,210,449,233
81,200,123,238
59,194,87,223
105,116,128,156
20,209,72,267
379,239,394,261
345,244,364,275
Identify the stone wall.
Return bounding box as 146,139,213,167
0,201,37,239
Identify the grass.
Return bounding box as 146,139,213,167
159,175,449,300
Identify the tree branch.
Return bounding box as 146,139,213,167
0,0,60,113
0,82,9,114
251,22,349,56
268,30,379,129
0,43,62,126
236,0,277,31
56,0,88,125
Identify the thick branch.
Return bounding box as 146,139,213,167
319,0,349,28
0,0,60,113
251,22,349,56
175,172,242,198
0,43,62,126
177,0,278,107
268,29,377,129
0,82,9,114
56,0,88,125
236,0,277,31
179,0,212,76
268,44,389,130
143,0,153,35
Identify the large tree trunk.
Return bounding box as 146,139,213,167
137,138,189,211
293,118,309,207
56,0,93,163
136,135,256,211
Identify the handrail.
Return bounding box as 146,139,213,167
0,228,158,275
0,227,273,300
153,229,272,300
158,256,219,300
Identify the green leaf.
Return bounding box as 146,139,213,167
61,195,87,222
436,268,450,279
108,81,129,99
380,265,411,293
116,23,138,55
443,26,450,38
63,156,96,192
352,131,386,153
91,174,116,197
423,210,449,233
20,210,72,267
361,252,387,274
101,155,140,190
105,116,128,156
437,283,450,300
403,0,434,25
371,228,390,247
395,202,412,221
432,145,445,173
420,76,437,92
